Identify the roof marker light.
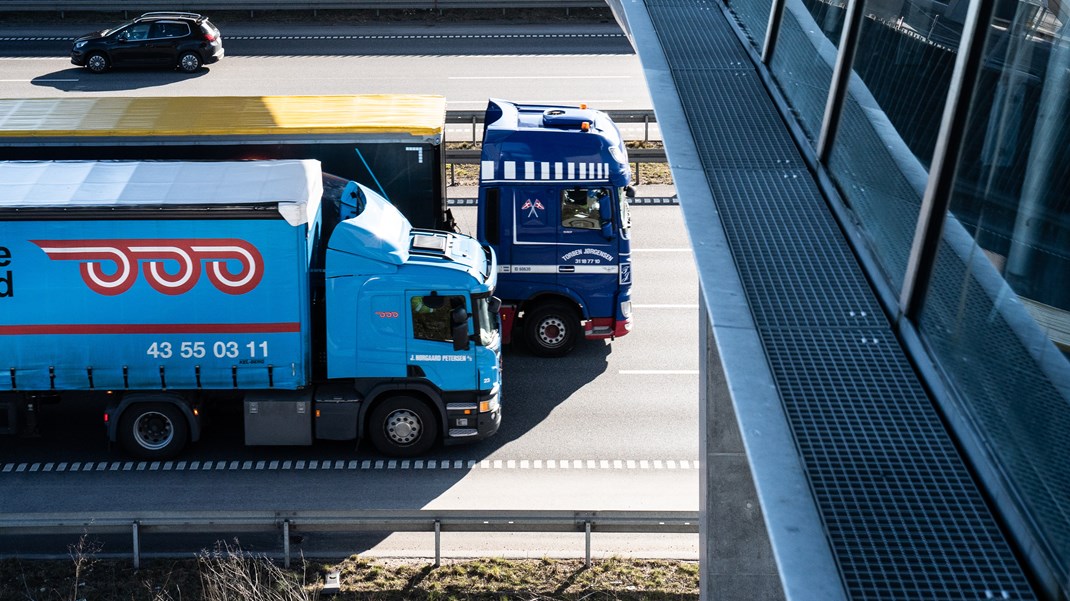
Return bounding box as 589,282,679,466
580,103,588,109
581,122,590,132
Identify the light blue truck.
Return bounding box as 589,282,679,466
0,159,501,459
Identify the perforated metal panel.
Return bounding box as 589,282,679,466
642,1,1040,598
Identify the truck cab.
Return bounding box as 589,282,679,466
477,99,634,357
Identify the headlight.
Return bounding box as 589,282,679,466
479,393,500,413
621,300,632,318
74,41,86,49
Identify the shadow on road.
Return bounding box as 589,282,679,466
32,66,208,92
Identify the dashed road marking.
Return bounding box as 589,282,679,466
0,457,701,474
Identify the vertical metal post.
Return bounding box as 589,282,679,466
283,520,291,568
584,521,592,568
434,520,441,567
131,521,140,569
644,114,650,142
471,116,477,144
761,0,788,64
816,0,867,163
900,0,996,320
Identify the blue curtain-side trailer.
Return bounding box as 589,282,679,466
0,160,501,459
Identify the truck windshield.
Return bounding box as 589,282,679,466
474,295,499,346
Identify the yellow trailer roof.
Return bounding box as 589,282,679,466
0,95,446,138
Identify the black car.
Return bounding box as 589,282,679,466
71,12,224,74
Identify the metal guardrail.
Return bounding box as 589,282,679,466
447,109,659,143
3,1,605,12
443,109,665,183
0,509,699,568
445,147,664,163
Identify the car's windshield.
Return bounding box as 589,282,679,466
474,295,499,347
102,20,135,36
618,187,632,231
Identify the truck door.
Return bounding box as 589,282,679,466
406,292,476,390
508,186,558,286
557,186,618,298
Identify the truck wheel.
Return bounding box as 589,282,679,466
118,403,188,460
178,51,202,73
368,396,437,457
85,52,109,73
524,302,580,357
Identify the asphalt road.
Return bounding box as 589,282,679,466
0,17,697,559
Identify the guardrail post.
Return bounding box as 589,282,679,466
132,521,140,569
644,114,650,142
434,520,441,567
283,519,291,568
584,521,591,568
471,115,477,144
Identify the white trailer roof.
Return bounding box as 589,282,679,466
0,159,323,226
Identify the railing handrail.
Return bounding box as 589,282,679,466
0,509,699,567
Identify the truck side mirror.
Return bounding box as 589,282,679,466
599,198,615,239
450,306,470,351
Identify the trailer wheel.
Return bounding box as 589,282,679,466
368,396,437,457
118,403,188,460
524,302,580,357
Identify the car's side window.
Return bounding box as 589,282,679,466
150,23,190,39
124,23,151,41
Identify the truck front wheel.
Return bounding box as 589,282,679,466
368,396,437,457
118,403,189,460
524,302,580,357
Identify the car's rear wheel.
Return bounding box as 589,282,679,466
86,52,109,74
178,51,202,73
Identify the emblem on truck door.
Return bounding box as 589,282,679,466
31,238,263,296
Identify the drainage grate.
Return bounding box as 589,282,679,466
764,329,1036,600
672,69,801,169
707,168,885,329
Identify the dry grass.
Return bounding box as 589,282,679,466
0,540,698,601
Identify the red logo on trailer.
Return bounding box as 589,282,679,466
32,239,264,296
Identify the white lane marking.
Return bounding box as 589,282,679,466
619,370,700,375
632,304,699,309
0,78,79,82
631,248,692,252
449,75,631,80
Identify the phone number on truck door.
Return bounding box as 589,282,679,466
146,341,270,359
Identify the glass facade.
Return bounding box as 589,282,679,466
726,0,1070,588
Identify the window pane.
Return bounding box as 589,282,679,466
768,0,842,142
826,13,956,291
411,295,464,343
726,0,772,51
920,0,1070,581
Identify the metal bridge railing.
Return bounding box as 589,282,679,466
0,509,699,568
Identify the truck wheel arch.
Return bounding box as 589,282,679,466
358,383,447,443
360,385,444,456
107,392,200,444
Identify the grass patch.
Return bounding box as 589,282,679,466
0,539,698,601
